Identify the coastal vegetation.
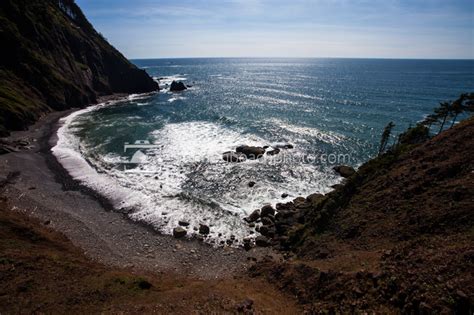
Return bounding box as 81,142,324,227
422,93,474,134
247,97,473,313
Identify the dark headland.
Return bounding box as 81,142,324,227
0,0,158,136
0,0,473,314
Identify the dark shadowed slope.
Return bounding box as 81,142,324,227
251,117,474,313
0,198,300,314
0,0,158,135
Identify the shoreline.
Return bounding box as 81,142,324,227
0,96,274,279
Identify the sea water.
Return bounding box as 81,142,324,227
52,58,473,245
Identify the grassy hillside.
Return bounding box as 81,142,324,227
251,117,474,313
0,0,158,135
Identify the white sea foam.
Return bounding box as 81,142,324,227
168,95,187,103
156,75,188,86
53,102,341,246
52,100,152,213
268,118,346,144
154,75,190,96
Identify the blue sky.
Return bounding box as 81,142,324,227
76,0,473,59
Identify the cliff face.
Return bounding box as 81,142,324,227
0,0,158,135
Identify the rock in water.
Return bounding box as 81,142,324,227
260,205,275,217
170,81,187,92
173,227,187,238
199,224,210,235
266,148,281,156
275,143,294,149
333,165,356,178
244,210,260,223
222,151,245,163
235,145,265,159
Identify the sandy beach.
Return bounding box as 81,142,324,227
0,99,277,280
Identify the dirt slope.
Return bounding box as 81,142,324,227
251,118,474,314
0,197,300,314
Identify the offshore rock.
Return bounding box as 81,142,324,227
170,81,187,92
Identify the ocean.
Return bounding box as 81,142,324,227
52,58,473,245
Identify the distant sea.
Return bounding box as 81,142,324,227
53,58,474,244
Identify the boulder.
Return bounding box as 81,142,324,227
266,148,280,156
293,197,307,207
244,210,260,223
333,165,355,178
243,242,252,251
261,216,274,226
255,236,271,247
235,145,265,159
259,225,275,237
178,220,189,227
281,193,289,198
222,151,245,163
275,210,294,220
170,80,187,92
276,143,294,149
173,227,187,238
199,224,210,235
260,205,275,217
276,202,294,211
306,193,324,204
248,181,256,188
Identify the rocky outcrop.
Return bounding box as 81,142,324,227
266,148,280,156
170,81,187,92
0,0,159,135
244,210,260,223
236,146,265,159
333,165,356,178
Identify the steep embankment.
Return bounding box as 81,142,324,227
0,197,300,314
0,0,158,135
251,118,474,313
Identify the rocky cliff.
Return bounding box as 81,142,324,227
0,0,158,135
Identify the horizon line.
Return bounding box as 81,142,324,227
129,56,474,61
